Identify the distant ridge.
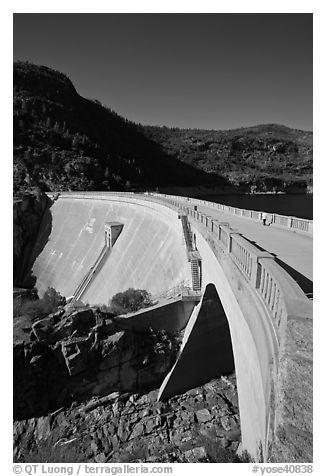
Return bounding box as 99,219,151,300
141,122,312,193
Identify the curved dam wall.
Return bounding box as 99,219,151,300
24,195,191,304
24,192,312,462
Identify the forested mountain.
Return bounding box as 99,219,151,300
13,61,228,197
13,61,312,197
141,124,312,193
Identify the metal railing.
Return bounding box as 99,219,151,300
72,244,110,302
150,281,188,302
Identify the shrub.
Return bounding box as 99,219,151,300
13,287,66,321
42,287,66,310
110,288,152,314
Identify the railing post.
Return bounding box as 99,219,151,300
220,226,224,242
217,222,230,245
211,219,219,233
251,257,260,288
227,231,240,253
251,253,275,288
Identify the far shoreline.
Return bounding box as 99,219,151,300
158,186,312,199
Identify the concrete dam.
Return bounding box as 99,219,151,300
25,195,192,303
22,192,313,462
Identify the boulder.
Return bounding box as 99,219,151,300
35,416,52,441
90,440,99,454
195,408,212,423
94,452,107,463
129,422,144,440
183,446,209,462
145,418,156,434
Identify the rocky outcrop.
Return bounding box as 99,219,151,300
13,188,49,285
13,304,241,463
13,374,241,463
13,306,181,420
13,339,68,419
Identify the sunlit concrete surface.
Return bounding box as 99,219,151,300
169,196,313,282
26,197,191,304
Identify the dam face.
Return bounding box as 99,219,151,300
24,196,191,304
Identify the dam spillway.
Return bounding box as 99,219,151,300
24,195,191,304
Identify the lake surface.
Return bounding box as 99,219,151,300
201,194,313,220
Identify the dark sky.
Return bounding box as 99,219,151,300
13,13,313,131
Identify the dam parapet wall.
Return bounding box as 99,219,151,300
153,192,313,235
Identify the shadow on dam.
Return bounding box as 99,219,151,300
19,205,53,290
159,283,235,401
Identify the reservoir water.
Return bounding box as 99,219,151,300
201,194,313,220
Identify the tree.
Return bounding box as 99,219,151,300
110,288,152,314
13,287,66,321
42,287,66,311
